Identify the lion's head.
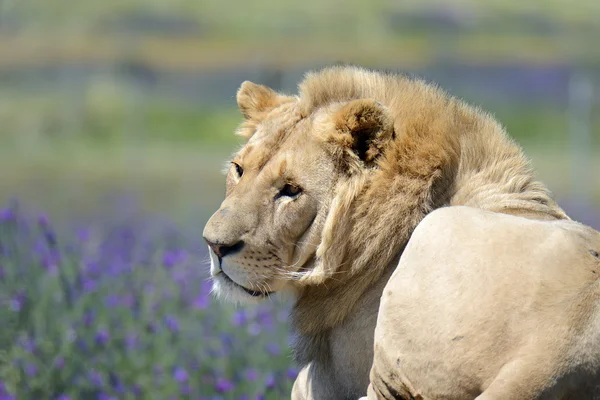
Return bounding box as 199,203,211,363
203,66,566,334
203,70,398,304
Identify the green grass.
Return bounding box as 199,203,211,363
0,92,598,221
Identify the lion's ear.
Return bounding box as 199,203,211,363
330,99,394,166
236,81,293,120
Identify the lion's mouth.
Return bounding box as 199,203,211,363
217,270,273,297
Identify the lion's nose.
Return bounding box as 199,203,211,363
204,238,244,258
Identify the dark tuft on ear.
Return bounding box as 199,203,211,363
331,99,395,165
236,81,293,120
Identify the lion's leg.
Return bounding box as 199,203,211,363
475,358,552,400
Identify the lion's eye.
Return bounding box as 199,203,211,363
279,183,302,198
232,162,244,178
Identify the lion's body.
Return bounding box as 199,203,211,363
367,207,600,399
203,66,600,400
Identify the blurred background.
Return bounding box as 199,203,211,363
0,1,598,399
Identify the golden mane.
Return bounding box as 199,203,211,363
291,66,568,335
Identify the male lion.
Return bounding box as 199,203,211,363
203,66,600,399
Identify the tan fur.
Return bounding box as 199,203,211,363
366,207,600,400
203,66,575,400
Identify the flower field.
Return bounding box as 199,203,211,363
0,201,296,399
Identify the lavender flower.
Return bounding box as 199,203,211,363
88,370,104,387
215,378,235,393
164,315,180,333
82,278,97,293
162,249,187,268
267,343,281,356
0,208,14,223
95,328,110,346
125,333,138,350
19,337,36,353
76,228,90,242
192,293,209,310
173,367,188,383
25,364,37,377
247,322,261,336
265,374,276,390
245,369,259,381
82,311,95,327
9,292,25,312
232,310,247,326
287,368,299,380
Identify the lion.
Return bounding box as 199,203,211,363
202,65,600,399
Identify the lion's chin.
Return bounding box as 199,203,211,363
211,273,272,305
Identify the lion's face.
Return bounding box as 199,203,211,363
203,104,337,302
203,79,394,303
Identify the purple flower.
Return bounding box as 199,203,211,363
82,278,97,293
265,374,276,390
173,367,188,383
95,328,110,346
55,395,71,400
109,372,125,393
19,337,35,353
76,339,88,353
287,368,299,380
192,294,209,310
37,213,50,227
82,311,95,327
76,228,90,242
85,261,101,276
105,294,119,308
267,343,280,356
88,370,103,387
162,249,187,268
164,316,179,333
180,384,191,395
247,322,261,336
25,364,37,377
55,357,65,369
245,369,259,381
131,385,141,396
232,310,247,326
41,253,59,274
215,378,235,393
119,294,135,308
38,216,57,247
125,333,138,350
257,308,274,329
0,208,14,223
9,292,25,312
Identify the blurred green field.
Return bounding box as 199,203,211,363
0,91,598,222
